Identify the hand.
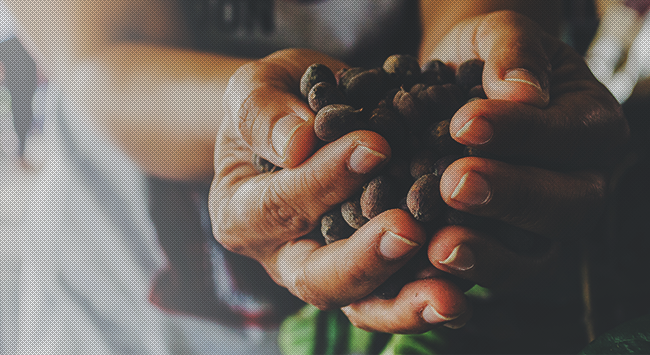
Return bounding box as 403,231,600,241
212,48,471,333
344,11,629,332
210,11,629,334
414,11,629,290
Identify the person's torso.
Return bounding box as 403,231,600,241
180,0,420,67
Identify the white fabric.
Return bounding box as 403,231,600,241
0,1,414,351
0,1,15,43
3,85,282,354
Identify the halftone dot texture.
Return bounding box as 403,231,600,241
1,0,419,354
2,0,624,354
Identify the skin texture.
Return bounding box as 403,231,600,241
212,11,628,333
4,0,561,182
8,0,629,334
6,0,248,182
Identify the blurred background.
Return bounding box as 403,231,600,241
0,1,50,352
2,0,650,353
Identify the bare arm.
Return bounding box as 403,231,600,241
418,0,562,62
6,0,563,182
65,44,249,182
6,0,249,182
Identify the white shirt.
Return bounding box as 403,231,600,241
0,1,15,42
3,85,283,354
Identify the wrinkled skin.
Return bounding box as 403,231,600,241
210,11,629,333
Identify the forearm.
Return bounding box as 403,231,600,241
69,43,250,182
6,0,237,182
418,0,562,61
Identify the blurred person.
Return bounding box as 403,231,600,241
5,1,297,353
586,0,650,102
0,0,36,169
3,0,630,354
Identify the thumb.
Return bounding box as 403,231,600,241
213,131,391,252
432,11,551,108
225,49,348,168
478,11,551,107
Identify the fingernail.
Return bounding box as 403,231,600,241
422,305,461,324
272,114,306,158
379,231,419,260
450,171,491,206
504,68,542,91
453,117,493,145
444,321,467,330
349,145,387,174
439,244,475,271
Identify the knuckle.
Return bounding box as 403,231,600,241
216,238,248,256
261,182,316,236
209,191,269,259
302,167,348,209
210,220,252,257
208,191,237,246
228,62,268,147
235,88,260,148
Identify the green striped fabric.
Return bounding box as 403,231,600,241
279,304,450,355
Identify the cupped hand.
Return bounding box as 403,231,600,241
212,49,470,332
344,11,629,331
211,10,630,334
223,49,346,169
418,11,629,287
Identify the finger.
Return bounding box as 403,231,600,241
434,12,628,169
212,130,391,257
439,157,606,240
272,209,427,310
477,11,551,107
448,95,627,170
432,11,553,107
225,49,347,168
427,225,561,289
236,81,317,168
341,277,470,334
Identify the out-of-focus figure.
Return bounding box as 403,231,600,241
0,0,36,169
586,0,650,103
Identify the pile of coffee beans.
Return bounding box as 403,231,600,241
253,54,549,299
